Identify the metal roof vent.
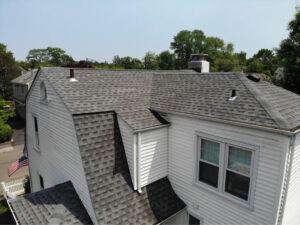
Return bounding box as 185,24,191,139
247,74,260,82
69,69,78,82
229,89,237,101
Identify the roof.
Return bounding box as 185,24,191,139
9,181,93,225
41,67,197,131
73,112,186,224
39,67,300,131
11,69,38,85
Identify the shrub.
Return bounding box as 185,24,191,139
0,124,13,143
23,175,31,194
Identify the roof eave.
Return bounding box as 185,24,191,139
150,107,297,136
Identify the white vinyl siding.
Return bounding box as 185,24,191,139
139,127,168,187
282,132,300,225
26,71,98,224
167,114,290,225
117,116,135,189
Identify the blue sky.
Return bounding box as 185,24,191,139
0,0,297,62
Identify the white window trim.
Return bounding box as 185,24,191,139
193,131,259,210
32,113,40,152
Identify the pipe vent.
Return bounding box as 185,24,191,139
69,69,78,82
229,89,237,101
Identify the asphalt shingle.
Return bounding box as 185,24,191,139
9,181,93,225
73,112,186,224
40,67,300,131
11,69,38,85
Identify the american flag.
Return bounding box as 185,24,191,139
8,156,28,177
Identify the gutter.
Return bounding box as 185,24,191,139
150,108,299,137
133,123,170,134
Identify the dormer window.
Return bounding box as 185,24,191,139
40,82,47,102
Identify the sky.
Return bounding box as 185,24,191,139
0,0,298,62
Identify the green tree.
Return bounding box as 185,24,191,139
246,49,279,77
277,11,300,94
0,97,15,143
26,47,74,67
112,55,121,65
158,50,175,70
170,30,244,71
0,43,21,99
143,51,159,70
17,61,31,71
118,56,143,69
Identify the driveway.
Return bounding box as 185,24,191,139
0,118,28,193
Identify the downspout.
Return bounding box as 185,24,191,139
136,132,142,194
276,134,296,225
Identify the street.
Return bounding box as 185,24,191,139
0,119,28,193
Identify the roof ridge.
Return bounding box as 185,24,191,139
238,75,290,129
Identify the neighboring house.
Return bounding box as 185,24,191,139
11,69,37,119
7,55,300,225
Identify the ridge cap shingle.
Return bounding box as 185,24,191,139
238,75,290,129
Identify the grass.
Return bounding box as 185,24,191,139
0,198,9,212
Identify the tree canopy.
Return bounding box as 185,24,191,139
246,49,279,77
143,51,159,70
277,11,300,94
170,29,246,72
26,47,74,67
0,43,21,99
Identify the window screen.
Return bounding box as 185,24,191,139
225,146,252,200
198,139,220,188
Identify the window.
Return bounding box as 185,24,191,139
225,146,252,201
188,214,201,225
198,139,220,188
33,116,39,149
196,134,257,207
40,82,47,102
39,174,44,189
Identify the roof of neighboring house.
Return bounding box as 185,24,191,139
11,69,38,86
18,66,27,74
39,67,300,131
9,181,93,225
73,112,186,224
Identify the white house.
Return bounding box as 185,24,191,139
7,55,300,225
11,69,37,119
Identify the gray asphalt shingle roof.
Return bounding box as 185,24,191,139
11,69,38,86
73,112,186,224
41,67,300,131
9,181,93,225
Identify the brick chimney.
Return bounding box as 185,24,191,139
188,54,209,73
